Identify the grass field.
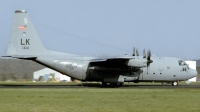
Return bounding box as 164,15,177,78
0,88,200,112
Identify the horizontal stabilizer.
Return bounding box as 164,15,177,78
1,55,37,60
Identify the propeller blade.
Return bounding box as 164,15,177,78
143,49,146,58
147,50,153,63
147,50,151,61
147,64,150,74
132,47,135,56
136,49,139,56
146,50,153,74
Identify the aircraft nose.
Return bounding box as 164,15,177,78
188,69,198,79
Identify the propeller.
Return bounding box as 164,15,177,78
147,50,153,64
132,47,139,57
136,49,139,56
143,49,146,58
146,50,153,74
132,47,153,74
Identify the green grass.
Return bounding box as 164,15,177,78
0,88,200,112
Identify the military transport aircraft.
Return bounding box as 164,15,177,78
2,10,197,86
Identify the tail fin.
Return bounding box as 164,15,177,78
7,10,47,57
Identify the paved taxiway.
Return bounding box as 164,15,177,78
0,84,200,89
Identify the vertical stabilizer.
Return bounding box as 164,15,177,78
7,10,47,56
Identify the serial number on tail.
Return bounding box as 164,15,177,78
22,46,29,49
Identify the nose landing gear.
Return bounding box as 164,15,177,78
172,81,178,86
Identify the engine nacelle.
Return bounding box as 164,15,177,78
127,59,147,67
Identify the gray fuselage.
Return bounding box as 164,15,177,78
34,52,197,83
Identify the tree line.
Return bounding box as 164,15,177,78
0,58,44,81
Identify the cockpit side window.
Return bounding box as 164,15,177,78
178,60,186,66
186,64,189,69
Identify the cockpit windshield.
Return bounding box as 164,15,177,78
178,60,186,66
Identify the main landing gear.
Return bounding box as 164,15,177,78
102,82,123,87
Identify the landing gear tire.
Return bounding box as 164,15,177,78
172,81,178,86
115,82,123,86
102,82,111,87
102,82,123,87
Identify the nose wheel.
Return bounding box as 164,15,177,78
172,81,178,86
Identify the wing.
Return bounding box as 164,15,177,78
90,56,147,68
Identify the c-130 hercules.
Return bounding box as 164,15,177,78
2,10,197,86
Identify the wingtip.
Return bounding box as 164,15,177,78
15,10,27,13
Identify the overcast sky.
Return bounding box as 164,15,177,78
0,0,199,60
